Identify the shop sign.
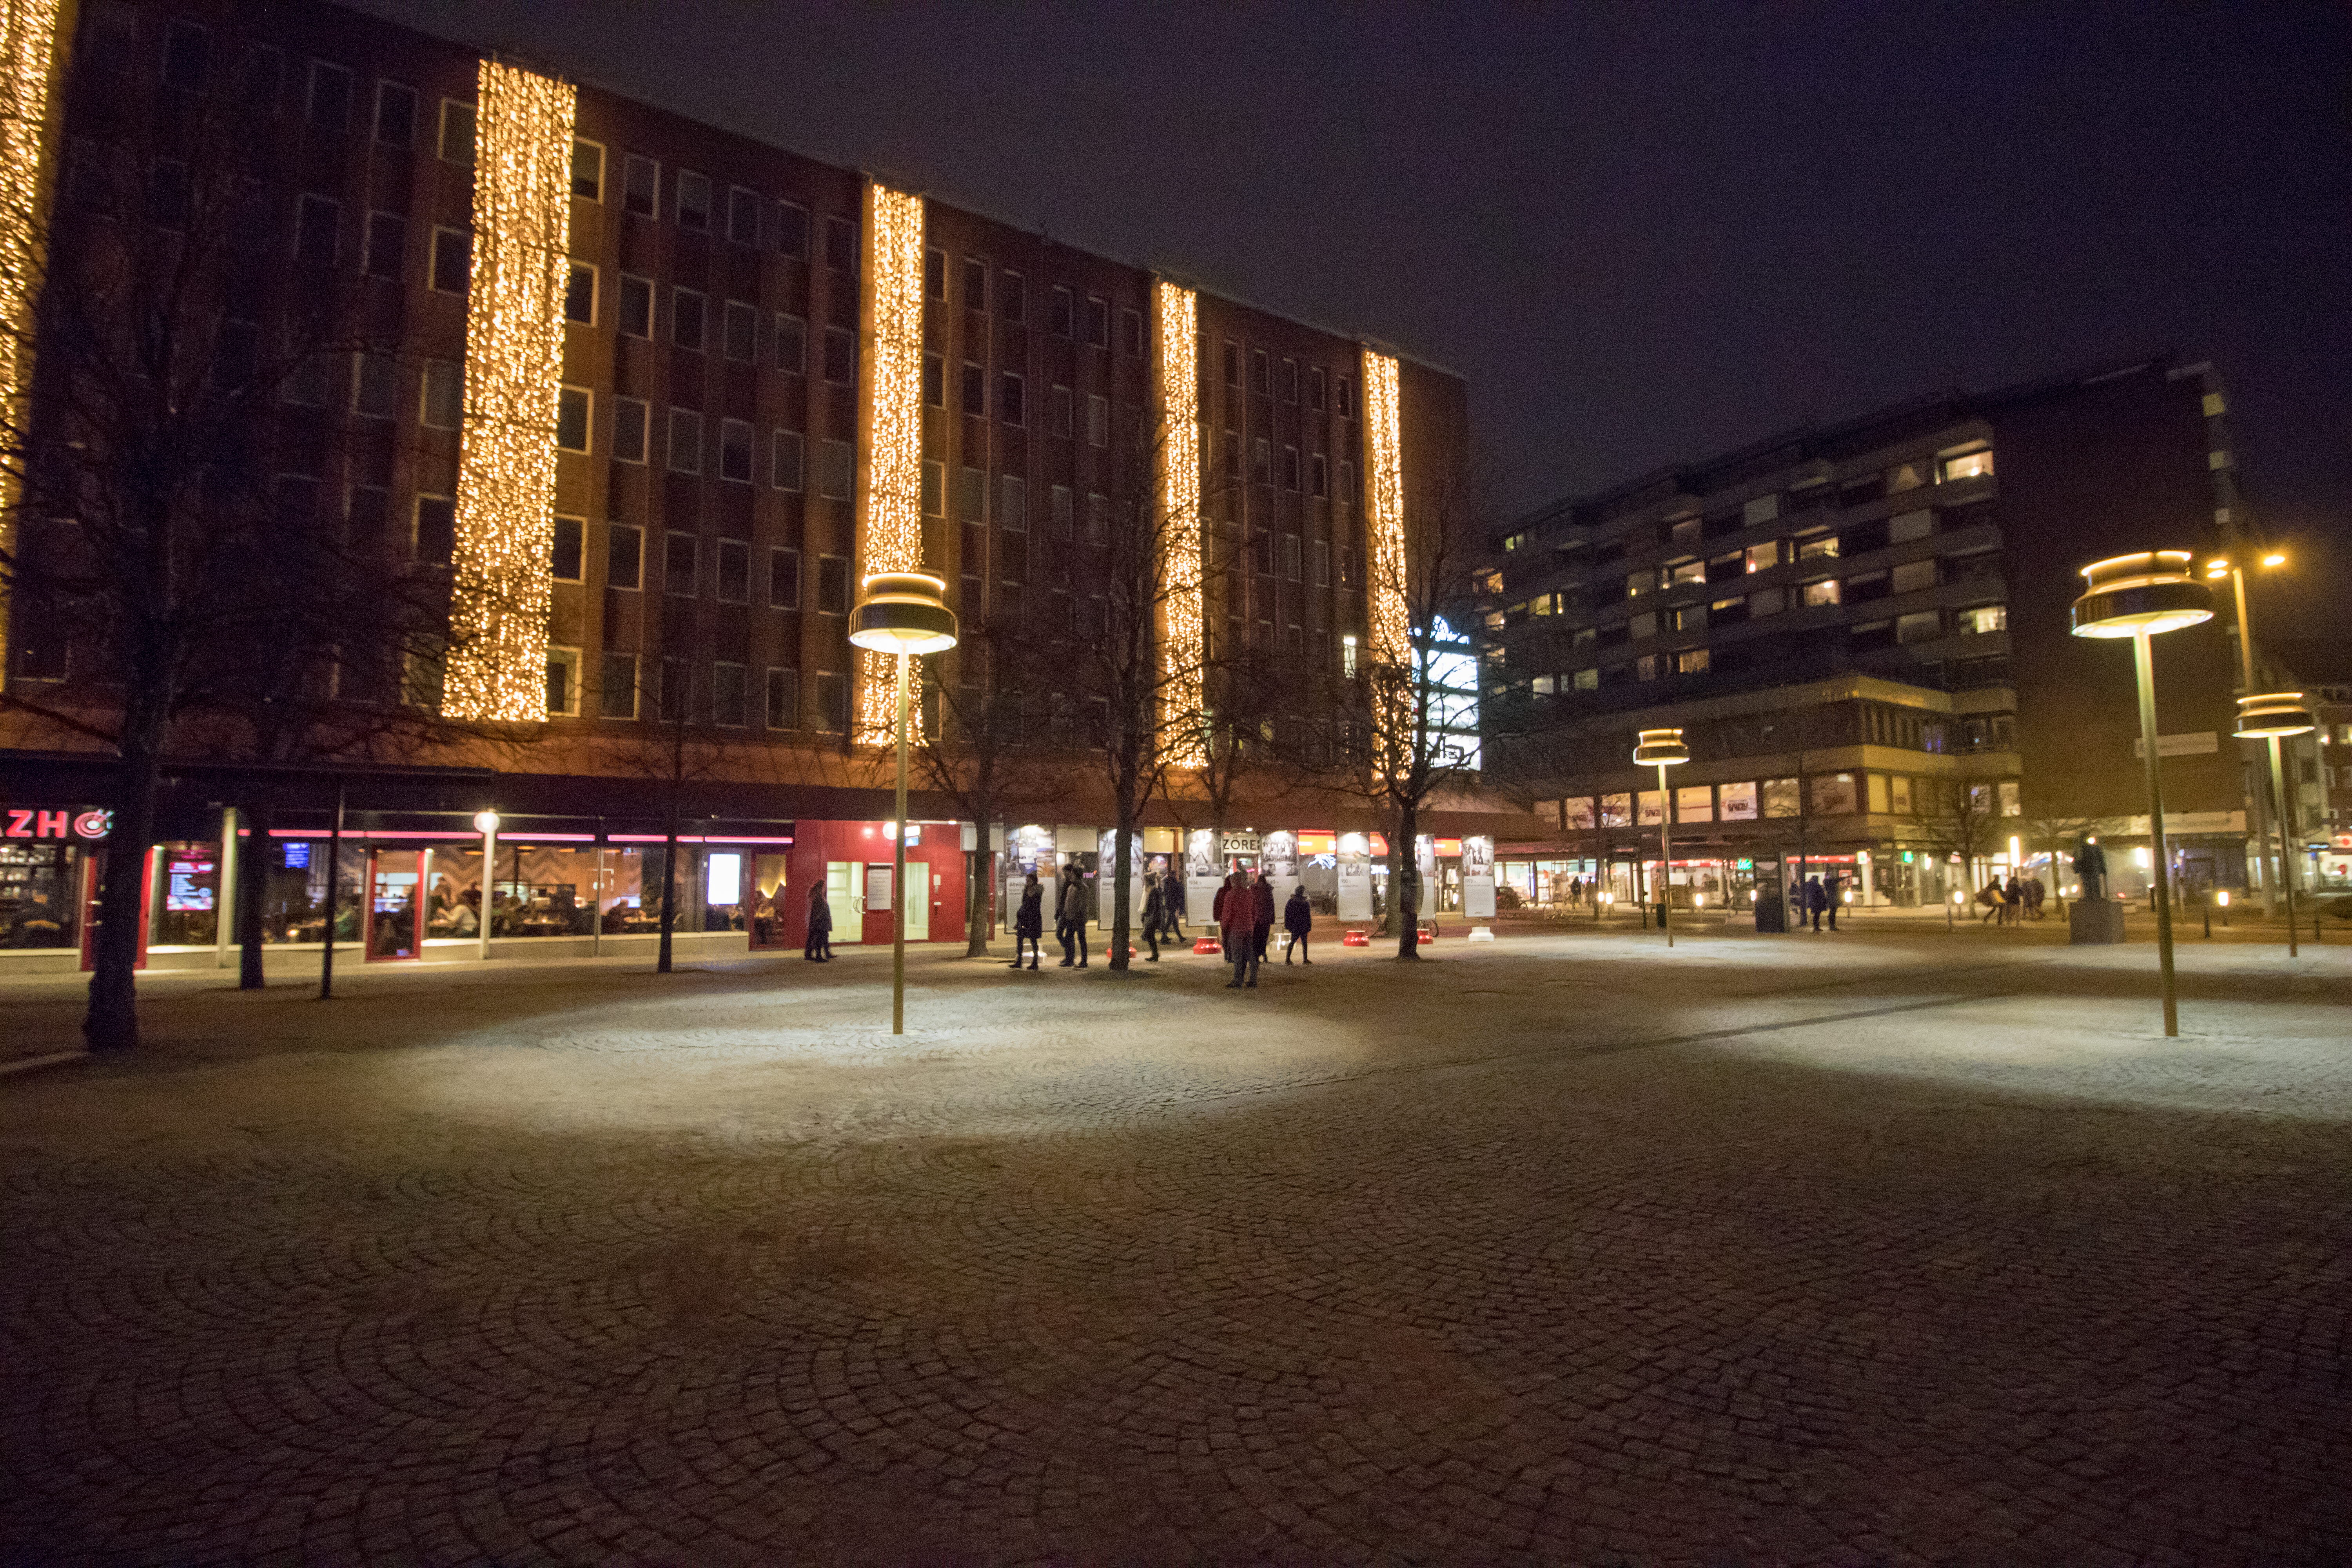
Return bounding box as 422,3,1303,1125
1219,831,1262,857
3,806,111,841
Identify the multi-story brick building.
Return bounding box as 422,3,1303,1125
0,0,1485,974
1477,359,2259,913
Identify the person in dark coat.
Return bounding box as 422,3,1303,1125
1163,871,1187,940
1283,884,1313,964
1009,870,1044,970
1055,865,1090,968
1215,871,1251,989
1140,874,1164,962
1247,871,1277,985
1822,870,1841,931
1802,875,1826,932
804,881,833,961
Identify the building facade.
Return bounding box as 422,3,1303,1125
0,0,1495,973
1479,359,2263,911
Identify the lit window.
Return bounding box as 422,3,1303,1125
1341,635,1358,677
1677,648,1709,675
1797,533,1838,561
1573,668,1598,690
1746,542,1779,573
1940,446,1994,483
1801,579,1840,607
1957,604,2007,635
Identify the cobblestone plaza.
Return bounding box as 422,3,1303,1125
4,928,2349,1564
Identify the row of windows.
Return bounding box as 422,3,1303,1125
1524,602,2007,693
547,652,852,734
1547,773,2022,828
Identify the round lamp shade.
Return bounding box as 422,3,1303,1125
2069,551,2212,639
2235,691,2315,739
1632,727,1690,767
849,571,959,655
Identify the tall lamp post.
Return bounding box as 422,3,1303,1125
848,572,959,1035
1633,728,1690,947
2236,692,2314,958
2205,551,2289,913
2069,551,2212,1036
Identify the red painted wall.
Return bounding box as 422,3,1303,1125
781,821,965,947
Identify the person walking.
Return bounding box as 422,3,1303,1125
1976,878,2004,923
1056,864,1091,967
1215,871,1251,989
804,880,833,962
1140,873,1164,962
1283,883,1314,964
2024,875,2046,919
1163,871,1188,941
1823,869,1841,931
1248,870,1277,984
1801,874,1825,932
2002,874,2024,927
1009,869,1044,970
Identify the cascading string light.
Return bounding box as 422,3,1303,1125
442,59,575,724
1155,279,1204,766
855,179,925,745
1361,348,1410,762
0,0,63,667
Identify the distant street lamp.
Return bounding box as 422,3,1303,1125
2071,551,2212,1036
2235,692,2316,958
2207,550,2291,913
1632,728,1690,947
848,572,959,1035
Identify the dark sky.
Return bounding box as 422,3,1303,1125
357,0,2350,625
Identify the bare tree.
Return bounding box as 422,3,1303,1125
1301,458,1492,958
1911,777,2004,909
1,58,483,1047
1156,641,1290,887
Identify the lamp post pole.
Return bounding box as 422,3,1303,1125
1657,762,1673,948
2131,628,2181,1036
2268,730,2299,958
2223,564,2281,916
893,650,911,1035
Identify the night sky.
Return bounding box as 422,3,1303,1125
356,0,2350,630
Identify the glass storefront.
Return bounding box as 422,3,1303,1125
0,842,79,948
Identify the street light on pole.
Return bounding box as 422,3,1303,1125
848,571,959,1035
2206,550,2290,914
1632,728,1690,947
2236,692,2314,958
2070,551,2212,1036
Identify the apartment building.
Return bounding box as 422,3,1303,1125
0,0,1483,974
1479,359,2253,909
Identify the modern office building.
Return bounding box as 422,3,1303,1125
0,0,1497,974
1478,358,2259,911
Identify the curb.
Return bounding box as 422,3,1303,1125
1,1051,90,1079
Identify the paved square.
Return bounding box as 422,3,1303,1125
4,926,2350,1564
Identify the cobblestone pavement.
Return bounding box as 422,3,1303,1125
4,929,2350,1565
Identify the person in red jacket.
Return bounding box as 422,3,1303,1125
1214,870,1251,989
1245,870,1277,986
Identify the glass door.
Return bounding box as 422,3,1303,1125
749,853,790,948
825,861,862,945
365,849,423,961
904,860,929,941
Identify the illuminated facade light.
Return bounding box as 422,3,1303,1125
855,178,926,744
1362,348,1409,671
0,0,63,667
1155,279,1204,764
441,59,577,724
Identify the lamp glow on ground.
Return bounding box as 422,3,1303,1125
2070,551,2211,1035
848,572,958,1034
1632,728,1689,946
2236,691,2315,958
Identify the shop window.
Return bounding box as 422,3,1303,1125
150,842,221,947
606,523,642,590
546,646,582,716
571,138,603,200
0,842,79,947
550,516,584,582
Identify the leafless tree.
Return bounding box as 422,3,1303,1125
1,56,484,1047
1911,776,2005,907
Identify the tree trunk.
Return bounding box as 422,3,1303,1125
1109,820,1134,971
964,842,993,957
237,797,271,988
85,731,165,1053
1393,805,1421,959
657,833,678,974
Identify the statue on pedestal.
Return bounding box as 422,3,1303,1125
2072,836,2109,901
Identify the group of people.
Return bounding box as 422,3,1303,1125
1004,864,1313,987
1976,874,2047,924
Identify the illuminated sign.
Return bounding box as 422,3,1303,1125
3,807,110,840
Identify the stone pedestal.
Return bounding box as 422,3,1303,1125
2069,899,2128,945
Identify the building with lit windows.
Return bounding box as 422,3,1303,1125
0,0,1498,974
1478,358,2262,913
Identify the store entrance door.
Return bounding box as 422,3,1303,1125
825,862,862,944
365,849,423,961
904,861,930,941
78,847,155,973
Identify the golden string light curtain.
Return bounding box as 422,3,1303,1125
1154,279,1204,764
855,179,926,744
442,59,576,724
1362,348,1408,671
0,0,62,667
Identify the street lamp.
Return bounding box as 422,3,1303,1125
848,571,959,1034
2236,691,2315,958
1632,728,1690,946
2071,551,2212,1036
2206,550,2290,913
